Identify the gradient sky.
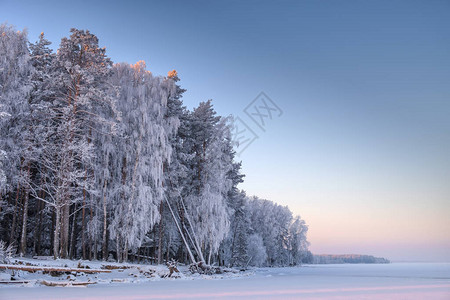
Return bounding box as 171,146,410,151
2,0,449,262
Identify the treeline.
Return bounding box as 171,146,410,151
0,24,309,267
313,254,390,264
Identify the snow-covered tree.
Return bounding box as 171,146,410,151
181,101,235,264
219,189,249,267
157,69,187,264
247,233,267,267
0,24,310,266
33,28,117,258
108,61,177,262
247,197,309,266
288,216,309,265
0,24,33,251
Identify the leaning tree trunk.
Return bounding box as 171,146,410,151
180,196,205,263
165,196,196,264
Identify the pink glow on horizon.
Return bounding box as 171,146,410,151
50,284,450,300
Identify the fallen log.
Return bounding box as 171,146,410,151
101,265,131,270
41,280,97,287
134,254,157,260
0,264,111,274
32,256,54,260
0,280,31,284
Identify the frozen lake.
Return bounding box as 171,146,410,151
1,263,449,299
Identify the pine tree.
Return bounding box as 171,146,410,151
182,101,235,264
158,70,187,264
228,191,249,267
35,28,116,258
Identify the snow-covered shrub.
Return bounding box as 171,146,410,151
0,240,16,264
189,261,223,275
247,234,267,267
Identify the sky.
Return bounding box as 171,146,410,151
1,0,449,262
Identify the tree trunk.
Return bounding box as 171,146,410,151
93,204,98,260
124,240,128,262
165,196,196,264
60,202,70,258
19,192,29,256
53,206,61,259
81,174,87,260
69,203,77,258
102,179,108,260
207,246,212,265
157,203,163,264
9,182,21,245
19,187,29,256
180,197,205,263
32,197,41,256
89,204,93,260
116,237,120,263
34,176,46,256
19,163,31,256
50,209,55,256
36,202,44,255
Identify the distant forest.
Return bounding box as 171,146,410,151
314,254,390,264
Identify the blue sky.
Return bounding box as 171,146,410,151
2,0,449,261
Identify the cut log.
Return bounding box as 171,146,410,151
41,280,97,287
0,264,111,274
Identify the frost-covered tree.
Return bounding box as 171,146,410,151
288,216,309,265
247,196,309,266
108,61,177,262
247,233,267,267
33,28,117,258
219,187,248,267
23,32,57,257
157,70,187,264
0,24,33,251
0,24,310,266
182,101,235,264
228,191,249,267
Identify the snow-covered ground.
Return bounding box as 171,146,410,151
1,262,449,299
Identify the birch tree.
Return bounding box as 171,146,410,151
0,24,33,251
108,61,177,261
